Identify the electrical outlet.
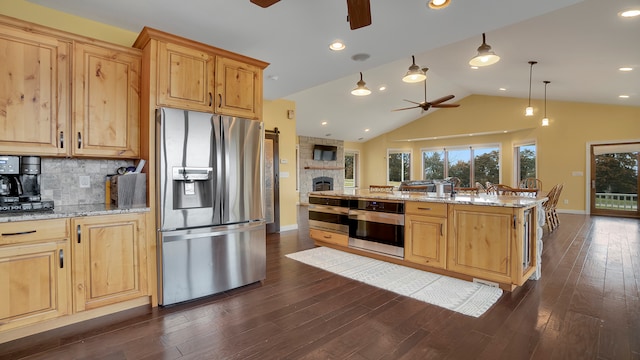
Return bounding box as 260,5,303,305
563,199,569,204
79,175,90,188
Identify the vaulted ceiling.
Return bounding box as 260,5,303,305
29,0,640,142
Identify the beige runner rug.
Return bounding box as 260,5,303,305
286,246,503,318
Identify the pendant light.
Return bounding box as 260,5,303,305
542,81,550,126
469,33,500,67
525,61,537,116
402,55,426,83
351,72,371,96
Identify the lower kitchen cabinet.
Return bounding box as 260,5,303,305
310,228,348,247
0,219,71,332
447,204,514,284
72,213,147,312
404,202,448,269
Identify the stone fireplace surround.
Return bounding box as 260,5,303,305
299,136,344,204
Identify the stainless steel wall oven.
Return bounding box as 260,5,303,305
308,195,350,234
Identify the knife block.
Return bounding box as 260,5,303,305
110,173,146,208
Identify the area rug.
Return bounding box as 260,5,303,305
285,246,503,318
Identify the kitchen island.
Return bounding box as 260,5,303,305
308,189,547,291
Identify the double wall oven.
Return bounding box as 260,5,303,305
309,196,405,259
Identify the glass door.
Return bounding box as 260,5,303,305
590,142,639,218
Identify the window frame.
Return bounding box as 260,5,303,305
344,149,360,188
387,148,412,185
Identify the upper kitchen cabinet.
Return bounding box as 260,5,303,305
0,22,70,156
157,41,214,112
73,42,141,158
133,27,268,119
214,56,262,120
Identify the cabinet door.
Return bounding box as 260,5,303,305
447,205,514,284
73,42,141,158
157,41,214,111
215,56,262,119
0,25,69,156
0,240,71,331
310,228,348,247
404,214,447,269
72,213,147,312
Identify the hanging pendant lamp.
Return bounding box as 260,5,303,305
469,33,500,67
351,72,371,96
402,55,426,83
525,61,537,116
542,80,550,126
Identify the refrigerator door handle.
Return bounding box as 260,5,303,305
213,115,223,222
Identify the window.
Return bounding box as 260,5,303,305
422,144,500,187
514,143,537,184
344,150,359,188
387,149,411,186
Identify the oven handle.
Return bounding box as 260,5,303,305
308,204,349,215
348,210,404,225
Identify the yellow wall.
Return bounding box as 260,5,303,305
263,100,299,230
0,0,137,46
362,94,640,213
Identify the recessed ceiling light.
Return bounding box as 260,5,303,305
364,128,370,132
619,95,630,98
329,41,345,51
619,67,633,71
378,85,387,91
499,88,506,91
321,121,328,125
428,0,450,9
619,9,640,18
351,53,370,62
470,66,479,70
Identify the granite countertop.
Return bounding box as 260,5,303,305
310,189,547,208
0,204,150,223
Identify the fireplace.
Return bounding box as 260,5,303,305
313,176,334,191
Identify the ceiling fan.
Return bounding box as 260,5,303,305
250,0,372,30
392,68,460,112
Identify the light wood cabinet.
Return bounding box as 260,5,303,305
310,228,348,247
447,204,514,284
72,213,147,312
0,219,71,332
73,42,141,158
0,24,70,156
214,56,262,119
404,202,447,268
157,41,214,112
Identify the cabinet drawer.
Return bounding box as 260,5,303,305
405,202,447,217
0,219,69,245
310,228,348,247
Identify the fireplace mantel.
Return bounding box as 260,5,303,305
304,166,345,170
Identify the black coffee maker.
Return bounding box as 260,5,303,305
19,156,42,202
0,155,22,202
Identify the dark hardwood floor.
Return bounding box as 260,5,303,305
1,207,639,359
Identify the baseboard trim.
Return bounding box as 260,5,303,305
280,224,299,232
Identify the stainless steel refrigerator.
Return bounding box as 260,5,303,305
156,107,265,305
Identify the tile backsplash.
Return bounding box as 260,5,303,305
41,158,134,206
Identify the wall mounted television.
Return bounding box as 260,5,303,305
313,144,338,161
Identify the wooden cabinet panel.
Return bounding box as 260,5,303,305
310,228,348,247
74,42,141,158
0,25,69,156
72,213,147,312
0,221,70,332
405,214,446,268
157,41,214,111
405,202,447,217
0,218,68,245
447,205,514,283
215,56,262,119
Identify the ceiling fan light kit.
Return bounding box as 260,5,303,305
402,55,427,83
542,80,550,126
393,67,460,112
469,33,500,67
525,60,537,116
351,72,372,96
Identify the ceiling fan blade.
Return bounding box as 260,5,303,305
429,94,455,106
346,0,372,30
392,105,420,111
431,103,460,108
403,99,422,105
250,0,280,8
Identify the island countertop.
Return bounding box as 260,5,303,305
309,189,547,208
